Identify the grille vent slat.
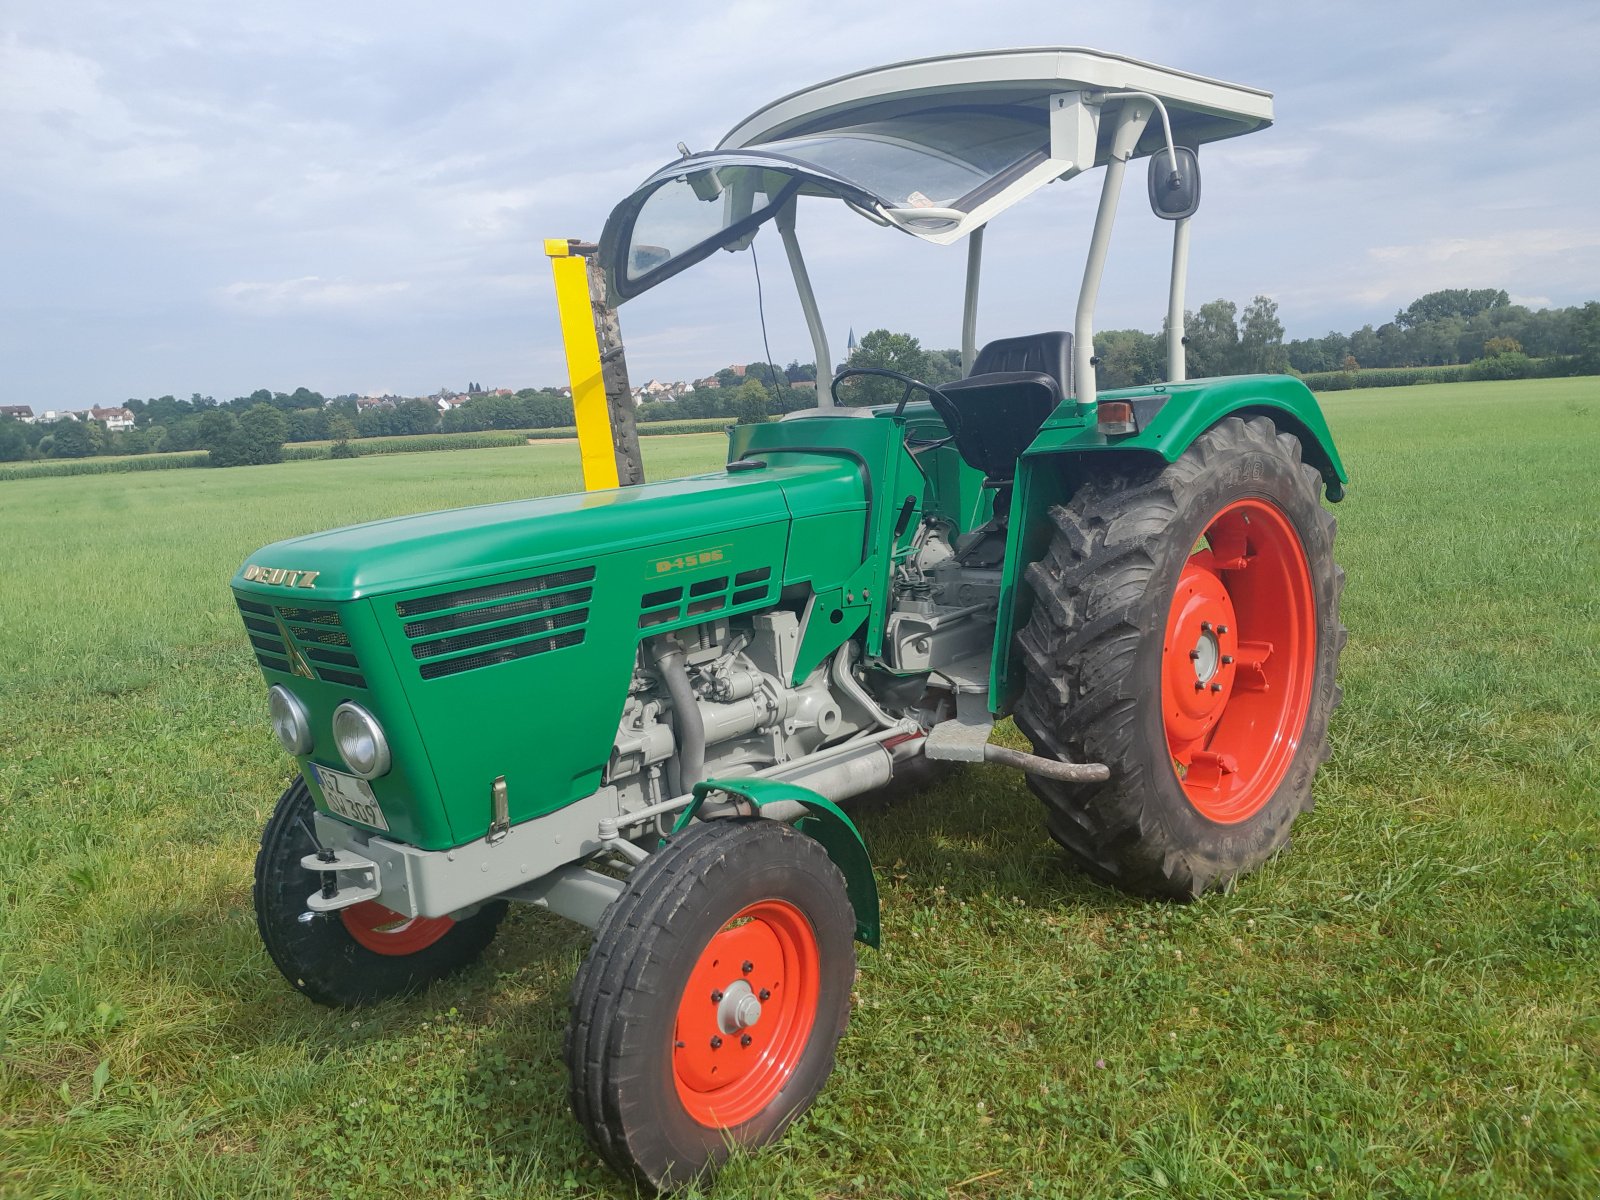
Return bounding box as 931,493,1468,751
397,568,596,619
418,629,585,680
236,596,367,690
402,587,592,639
277,606,343,627
634,563,775,631
398,570,593,679
412,608,587,660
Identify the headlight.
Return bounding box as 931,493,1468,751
267,685,313,756
333,702,391,779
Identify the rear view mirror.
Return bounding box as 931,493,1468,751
1148,146,1200,220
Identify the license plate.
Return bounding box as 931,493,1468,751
310,764,390,831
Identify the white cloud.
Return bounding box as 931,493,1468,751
219,276,412,313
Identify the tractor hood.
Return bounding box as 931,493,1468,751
233,459,865,602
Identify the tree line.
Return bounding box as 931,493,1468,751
3,288,1596,465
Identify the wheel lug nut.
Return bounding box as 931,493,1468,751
1194,681,1205,692
1211,683,1223,693
710,989,723,1003
710,1035,722,1049
758,988,771,1001
675,1040,685,1049
1218,625,1229,634
740,1034,753,1047
1221,655,1234,664
741,961,754,974
1201,621,1212,632
1188,649,1201,661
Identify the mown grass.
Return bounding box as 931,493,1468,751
2,380,1597,1198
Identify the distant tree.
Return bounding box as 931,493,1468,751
1185,300,1239,378
50,418,98,459
1095,329,1164,389
0,417,29,462
1237,295,1288,374
286,408,330,442
237,404,288,463
1395,288,1509,329
201,409,245,466
784,360,817,382
837,329,929,406
729,378,772,423
1573,302,1600,373
921,348,962,387
1482,336,1524,358
714,367,745,392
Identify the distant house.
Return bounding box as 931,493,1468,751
89,405,136,431
35,409,81,423
694,376,721,390
789,379,817,393
0,405,33,422
358,395,398,411
435,394,470,413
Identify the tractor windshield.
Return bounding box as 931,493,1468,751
754,108,1048,211
601,107,1050,302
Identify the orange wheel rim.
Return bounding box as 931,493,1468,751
672,899,821,1128
1161,497,1316,823
340,901,455,956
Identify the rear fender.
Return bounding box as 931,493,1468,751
677,778,880,947
990,374,1348,713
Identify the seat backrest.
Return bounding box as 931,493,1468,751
970,331,1072,397
925,332,1073,481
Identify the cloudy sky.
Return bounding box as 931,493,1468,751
4,0,1597,407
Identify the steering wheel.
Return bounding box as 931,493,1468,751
829,367,963,438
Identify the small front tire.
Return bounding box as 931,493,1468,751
565,818,856,1191
253,777,507,1007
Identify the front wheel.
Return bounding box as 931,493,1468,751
1016,415,1346,899
565,818,856,1191
253,778,507,1007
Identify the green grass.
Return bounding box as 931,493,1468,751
2,380,1597,1198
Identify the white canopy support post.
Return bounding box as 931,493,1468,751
1072,100,1152,407
961,225,985,375
1166,216,1191,382
775,199,832,406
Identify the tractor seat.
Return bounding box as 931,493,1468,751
932,332,1073,482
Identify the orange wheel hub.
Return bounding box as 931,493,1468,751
672,899,820,1128
1161,497,1316,823
340,902,455,956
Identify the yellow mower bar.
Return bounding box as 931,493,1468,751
546,239,620,491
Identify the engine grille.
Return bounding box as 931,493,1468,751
236,598,367,689
399,567,594,680
638,564,774,629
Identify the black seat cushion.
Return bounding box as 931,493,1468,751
930,332,1073,481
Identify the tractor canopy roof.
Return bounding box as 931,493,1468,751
600,47,1272,302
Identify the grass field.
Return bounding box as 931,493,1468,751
2,378,1597,1198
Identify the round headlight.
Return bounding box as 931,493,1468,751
332,702,391,779
267,685,313,756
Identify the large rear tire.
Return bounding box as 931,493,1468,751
254,778,508,1007
1015,415,1345,899
565,818,855,1191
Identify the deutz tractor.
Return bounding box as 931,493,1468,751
237,48,1347,1189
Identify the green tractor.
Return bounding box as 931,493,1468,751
238,48,1346,1189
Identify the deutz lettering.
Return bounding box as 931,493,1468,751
243,565,320,589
